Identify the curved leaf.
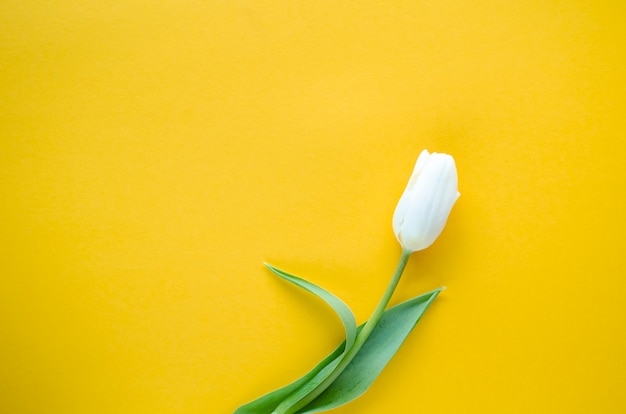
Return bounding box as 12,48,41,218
234,266,443,414
264,263,357,351
297,287,443,413
233,345,344,414
233,264,357,414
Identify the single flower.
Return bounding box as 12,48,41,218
392,149,460,252
236,149,460,414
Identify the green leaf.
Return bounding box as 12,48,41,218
233,345,344,414
234,264,442,414
233,264,358,414
263,263,357,351
296,288,443,414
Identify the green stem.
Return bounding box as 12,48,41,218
281,249,413,414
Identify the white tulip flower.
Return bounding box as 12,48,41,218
392,149,460,253
238,150,459,414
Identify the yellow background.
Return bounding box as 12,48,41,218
2,1,625,413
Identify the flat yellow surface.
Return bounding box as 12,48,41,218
2,1,625,413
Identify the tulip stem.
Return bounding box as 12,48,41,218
280,249,413,414
354,248,412,345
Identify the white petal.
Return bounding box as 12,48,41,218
392,150,431,241
399,152,459,251
411,149,431,177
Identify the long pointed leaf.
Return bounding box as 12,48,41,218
233,346,344,414
297,287,443,413
233,265,358,414
264,263,357,351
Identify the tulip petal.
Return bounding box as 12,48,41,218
396,152,459,252
392,150,431,244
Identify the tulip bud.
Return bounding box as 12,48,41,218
392,150,460,252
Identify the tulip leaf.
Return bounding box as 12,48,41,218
263,263,357,351
234,265,442,414
296,287,443,414
234,265,357,414
233,345,345,414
